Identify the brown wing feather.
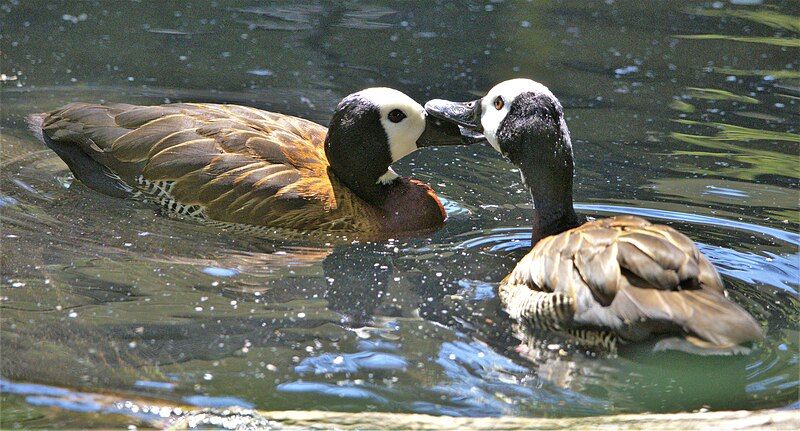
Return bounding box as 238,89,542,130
503,216,763,347
39,102,382,232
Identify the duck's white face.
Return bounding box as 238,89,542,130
353,87,427,184
479,79,555,152
354,87,426,159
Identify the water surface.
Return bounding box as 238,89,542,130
1,0,798,427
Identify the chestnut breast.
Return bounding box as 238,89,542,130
379,178,446,234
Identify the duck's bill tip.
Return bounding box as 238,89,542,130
417,115,485,147
420,98,485,147
424,99,482,129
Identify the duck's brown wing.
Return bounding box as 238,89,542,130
37,102,376,230
502,215,763,347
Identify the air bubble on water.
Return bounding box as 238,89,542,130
247,69,274,77
202,267,238,277
62,13,88,24
299,96,314,108
614,65,638,76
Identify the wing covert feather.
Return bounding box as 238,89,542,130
501,216,763,347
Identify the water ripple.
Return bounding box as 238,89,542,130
276,381,388,403
295,351,408,375
574,204,800,246
183,395,254,409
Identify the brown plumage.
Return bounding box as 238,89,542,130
30,90,461,238
500,215,764,350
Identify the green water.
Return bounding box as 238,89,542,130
1,0,798,427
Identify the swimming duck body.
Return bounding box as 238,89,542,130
30,88,462,237
426,79,764,352
499,215,762,350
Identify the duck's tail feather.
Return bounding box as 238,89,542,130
27,113,46,143
26,113,135,198
615,287,765,350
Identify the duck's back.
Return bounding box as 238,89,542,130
31,102,381,233
501,215,763,349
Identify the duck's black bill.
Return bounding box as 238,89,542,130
424,99,486,145
417,115,481,147
425,99,482,129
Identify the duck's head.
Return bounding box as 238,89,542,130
425,79,571,168
325,87,467,202
425,79,580,240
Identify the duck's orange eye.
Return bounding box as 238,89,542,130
494,96,504,110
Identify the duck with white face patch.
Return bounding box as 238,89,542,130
29,87,472,239
426,79,764,354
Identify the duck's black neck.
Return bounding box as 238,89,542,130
325,142,391,206
523,169,581,243
499,92,582,243
329,165,390,206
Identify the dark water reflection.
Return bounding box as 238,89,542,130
1,0,798,425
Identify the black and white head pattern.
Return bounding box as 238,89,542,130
347,87,427,184
478,79,563,154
